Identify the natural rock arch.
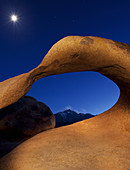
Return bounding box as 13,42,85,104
0,36,129,110
0,36,129,109
0,36,129,169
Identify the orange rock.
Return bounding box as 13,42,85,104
0,36,129,169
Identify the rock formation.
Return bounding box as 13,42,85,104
0,36,129,169
0,96,55,158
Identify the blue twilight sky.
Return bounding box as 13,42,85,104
0,0,130,115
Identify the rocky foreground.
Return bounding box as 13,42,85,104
0,100,129,170
0,36,129,169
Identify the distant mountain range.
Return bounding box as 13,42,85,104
55,109,94,127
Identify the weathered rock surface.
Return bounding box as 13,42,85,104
0,36,129,170
0,36,129,110
0,96,55,158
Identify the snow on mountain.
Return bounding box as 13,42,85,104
55,109,94,127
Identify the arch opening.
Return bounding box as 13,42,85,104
27,71,120,116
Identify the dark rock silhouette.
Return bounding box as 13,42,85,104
0,96,55,158
0,96,55,137
55,109,94,127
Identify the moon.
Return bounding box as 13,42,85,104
11,15,18,22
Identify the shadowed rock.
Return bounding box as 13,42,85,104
0,96,55,158
0,96,55,137
0,36,129,170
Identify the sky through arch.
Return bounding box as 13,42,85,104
27,71,120,115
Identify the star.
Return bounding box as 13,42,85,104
11,15,18,22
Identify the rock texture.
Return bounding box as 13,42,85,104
0,36,130,170
0,96,55,158
0,36,129,110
